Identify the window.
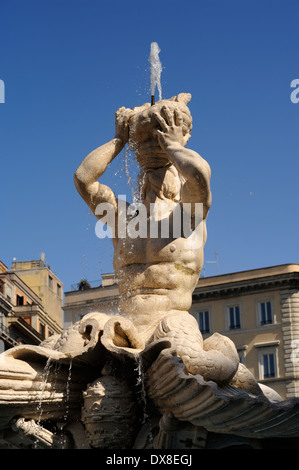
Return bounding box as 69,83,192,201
197,310,210,334
257,346,278,380
39,322,46,338
228,305,241,329
258,300,273,325
225,303,242,331
48,276,53,289
263,353,276,378
57,283,61,297
16,294,24,306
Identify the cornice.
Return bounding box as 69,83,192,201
193,272,299,302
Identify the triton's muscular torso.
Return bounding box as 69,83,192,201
113,204,207,340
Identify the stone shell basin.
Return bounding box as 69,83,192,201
1,312,299,442
147,348,299,439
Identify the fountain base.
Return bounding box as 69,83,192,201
1,312,299,449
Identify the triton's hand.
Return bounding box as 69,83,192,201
153,106,186,150
115,107,133,144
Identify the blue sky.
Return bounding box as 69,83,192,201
0,0,298,292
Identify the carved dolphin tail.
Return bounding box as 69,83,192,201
153,311,239,385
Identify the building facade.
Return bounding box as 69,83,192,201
190,264,299,400
63,264,299,400
10,257,64,329
0,258,64,351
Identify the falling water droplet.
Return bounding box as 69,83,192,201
64,359,73,422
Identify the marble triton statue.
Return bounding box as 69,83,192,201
74,93,259,388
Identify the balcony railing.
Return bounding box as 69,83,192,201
0,322,19,347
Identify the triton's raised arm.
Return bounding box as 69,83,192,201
74,107,132,219
153,104,212,219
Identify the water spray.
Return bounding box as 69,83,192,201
149,42,162,105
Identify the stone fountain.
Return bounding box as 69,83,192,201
1,52,299,449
